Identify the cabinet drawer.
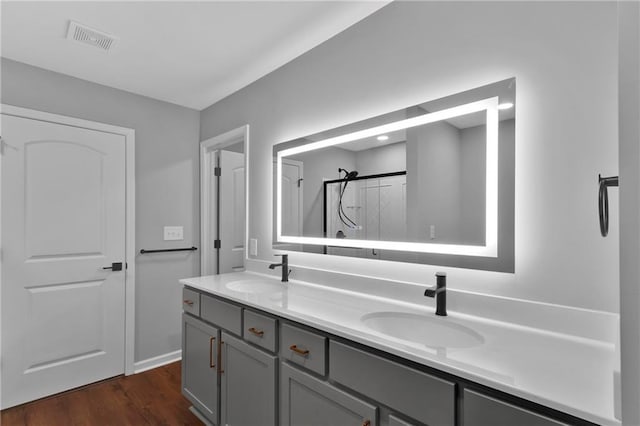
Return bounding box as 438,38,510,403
244,309,277,353
182,287,200,316
280,323,327,376
330,340,455,426
463,389,568,426
201,294,242,335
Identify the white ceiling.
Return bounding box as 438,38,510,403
1,1,389,110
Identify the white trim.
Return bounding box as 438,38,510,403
275,97,500,257
0,104,137,376
133,350,182,374
245,126,250,268
124,122,136,376
189,406,215,426
280,158,304,237
619,2,640,424
200,125,250,276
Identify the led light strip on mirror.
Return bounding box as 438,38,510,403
276,96,500,257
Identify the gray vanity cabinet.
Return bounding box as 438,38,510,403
182,313,220,424
220,331,277,426
462,389,568,426
182,287,591,426
280,361,378,426
182,292,278,426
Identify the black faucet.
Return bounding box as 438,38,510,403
424,272,447,316
268,254,290,282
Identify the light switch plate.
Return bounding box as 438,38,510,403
249,238,258,256
164,226,184,241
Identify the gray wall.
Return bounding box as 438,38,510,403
1,58,201,363
200,1,619,313
355,142,406,176
460,124,488,245
407,121,462,243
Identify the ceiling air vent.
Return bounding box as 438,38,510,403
66,21,118,52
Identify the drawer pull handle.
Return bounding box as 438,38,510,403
362,420,371,426
183,299,194,307
248,327,264,337
209,337,216,368
289,344,309,356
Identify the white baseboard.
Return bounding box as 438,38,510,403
189,406,215,426
133,349,182,374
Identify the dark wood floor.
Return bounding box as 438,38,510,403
1,361,202,426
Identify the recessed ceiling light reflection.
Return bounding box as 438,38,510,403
377,135,389,141
498,102,514,110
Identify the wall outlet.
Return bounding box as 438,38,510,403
164,226,184,241
249,238,258,256
430,225,436,239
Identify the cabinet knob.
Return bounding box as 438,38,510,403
362,420,371,426
289,344,309,357
183,299,194,307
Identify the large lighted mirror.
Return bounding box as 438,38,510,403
273,79,515,272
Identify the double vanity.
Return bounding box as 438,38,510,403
180,270,618,426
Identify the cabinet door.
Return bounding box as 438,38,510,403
221,332,277,426
463,389,568,426
182,314,220,424
280,362,377,426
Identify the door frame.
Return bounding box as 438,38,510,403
273,158,305,252
200,125,249,276
619,2,640,424
0,104,137,376
284,158,304,237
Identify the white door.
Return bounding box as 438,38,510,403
218,150,245,273
280,160,303,236
1,114,127,408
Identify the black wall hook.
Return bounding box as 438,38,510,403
598,174,619,237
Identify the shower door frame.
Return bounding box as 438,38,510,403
322,170,406,254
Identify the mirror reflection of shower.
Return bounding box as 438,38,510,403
326,170,407,242
337,168,360,233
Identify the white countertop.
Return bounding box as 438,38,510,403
180,271,619,426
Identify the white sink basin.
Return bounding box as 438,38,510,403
225,279,286,294
361,311,484,349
